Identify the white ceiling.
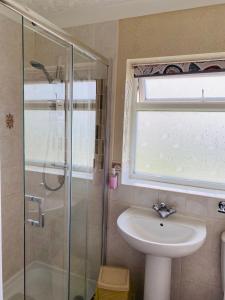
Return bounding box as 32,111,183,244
16,0,225,28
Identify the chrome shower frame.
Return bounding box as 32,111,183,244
0,0,108,66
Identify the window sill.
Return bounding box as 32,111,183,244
122,176,225,199
26,165,93,180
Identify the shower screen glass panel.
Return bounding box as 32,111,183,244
23,19,72,300
70,49,108,300
21,13,108,300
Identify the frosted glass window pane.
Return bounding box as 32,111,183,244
25,81,96,101
72,110,96,171
24,83,65,101
143,73,225,100
25,110,65,164
25,110,95,172
135,111,225,183
73,81,96,101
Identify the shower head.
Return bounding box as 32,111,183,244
30,60,54,83
30,60,44,70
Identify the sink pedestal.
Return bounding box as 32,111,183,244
144,255,171,300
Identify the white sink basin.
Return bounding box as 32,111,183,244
117,207,206,258
117,207,207,300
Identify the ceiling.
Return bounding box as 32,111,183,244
16,0,225,28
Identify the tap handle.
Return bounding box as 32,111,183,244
159,202,173,212
152,203,159,211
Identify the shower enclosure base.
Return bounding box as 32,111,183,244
4,261,95,300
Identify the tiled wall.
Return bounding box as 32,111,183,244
0,10,111,289
25,170,103,281
109,5,225,300
0,8,24,284
1,5,225,300
66,6,225,300
66,21,119,144
107,185,225,299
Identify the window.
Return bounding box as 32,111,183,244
24,80,96,176
138,74,225,102
123,68,225,192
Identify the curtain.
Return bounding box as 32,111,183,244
133,59,225,78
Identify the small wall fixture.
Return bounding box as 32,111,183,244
109,162,121,190
218,201,225,214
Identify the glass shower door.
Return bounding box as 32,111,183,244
70,48,108,300
22,17,108,300
23,19,72,300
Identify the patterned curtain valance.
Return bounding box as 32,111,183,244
133,60,225,78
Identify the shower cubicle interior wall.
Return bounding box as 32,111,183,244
0,2,108,300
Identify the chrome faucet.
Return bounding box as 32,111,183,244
152,202,176,219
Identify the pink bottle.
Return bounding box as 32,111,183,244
109,168,118,190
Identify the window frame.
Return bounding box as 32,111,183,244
138,72,225,103
127,74,225,192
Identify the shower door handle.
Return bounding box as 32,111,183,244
26,195,45,228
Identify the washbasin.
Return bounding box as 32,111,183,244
117,206,206,258
117,206,207,300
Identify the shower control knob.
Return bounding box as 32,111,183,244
218,201,225,213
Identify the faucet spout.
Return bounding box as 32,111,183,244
152,202,176,219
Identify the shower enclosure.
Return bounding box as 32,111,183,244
0,1,109,300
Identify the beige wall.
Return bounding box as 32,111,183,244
1,3,225,300
65,9,225,299
114,3,225,161
0,6,24,286
66,21,119,286
66,21,118,61
0,14,111,299
107,188,225,300
66,22,118,154
106,4,225,300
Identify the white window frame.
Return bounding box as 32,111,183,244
138,73,225,103
122,56,225,198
